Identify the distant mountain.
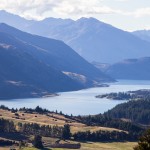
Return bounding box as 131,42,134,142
0,10,34,29
105,57,150,80
0,10,150,63
133,30,150,42
0,23,113,86
0,32,84,99
92,62,110,72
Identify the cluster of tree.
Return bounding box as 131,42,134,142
96,89,150,100
62,124,71,140
33,135,44,149
0,105,147,142
0,117,71,140
78,114,143,132
105,99,150,125
0,105,73,119
0,105,57,115
0,139,17,146
19,106,74,121
73,130,135,142
0,105,77,123
134,129,150,150
19,106,53,114
77,114,144,140
96,92,132,100
0,105,10,111
0,118,16,132
18,122,64,138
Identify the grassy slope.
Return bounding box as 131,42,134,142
0,142,135,150
0,142,137,150
0,109,135,150
0,109,124,133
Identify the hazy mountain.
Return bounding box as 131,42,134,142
0,11,150,63
133,30,150,42
0,10,34,29
0,23,113,91
105,57,150,80
92,62,110,72
0,32,85,99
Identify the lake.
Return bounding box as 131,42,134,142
1,80,150,115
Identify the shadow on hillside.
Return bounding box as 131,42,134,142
0,132,28,141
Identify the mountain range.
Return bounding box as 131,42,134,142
1,10,150,63
133,30,150,42
0,23,113,99
103,57,150,80
1,10,150,99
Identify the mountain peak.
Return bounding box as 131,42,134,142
77,17,101,24
0,9,7,13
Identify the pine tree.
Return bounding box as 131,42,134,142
62,124,71,140
134,129,150,150
33,135,44,149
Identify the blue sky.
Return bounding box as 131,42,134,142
0,0,150,31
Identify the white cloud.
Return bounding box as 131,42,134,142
115,0,129,2
0,0,122,19
0,0,61,19
118,7,150,18
0,0,149,21
134,7,150,17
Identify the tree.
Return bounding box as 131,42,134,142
33,135,44,149
134,129,150,150
62,124,71,140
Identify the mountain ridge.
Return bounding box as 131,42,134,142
1,10,150,63
0,23,114,99
104,57,150,80
0,33,84,99
0,23,113,85
133,30,150,42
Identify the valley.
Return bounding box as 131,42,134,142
0,5,149,150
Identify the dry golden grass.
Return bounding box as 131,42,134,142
0,148,10,150
0,109,124,134
0,142,135,150
0,109,137,150
0,109,84,127
80,142,137,150
0,138,137,150
71,126,126,134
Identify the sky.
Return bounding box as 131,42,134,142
0,0,150,31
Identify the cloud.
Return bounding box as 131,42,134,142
0,0,61,19
118,7,150,18
134,7,150,17
0,0,122,19
0,0,149,20
114,0,129,2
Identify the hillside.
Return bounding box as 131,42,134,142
1,11,150,63
105,99,150,125
0,105,141,150
105,57,150,80
0,33,83,99
133,30,150,42
0,23,113,87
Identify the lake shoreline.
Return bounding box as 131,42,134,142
0,80,150,115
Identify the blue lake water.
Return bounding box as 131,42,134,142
1,80,150,115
